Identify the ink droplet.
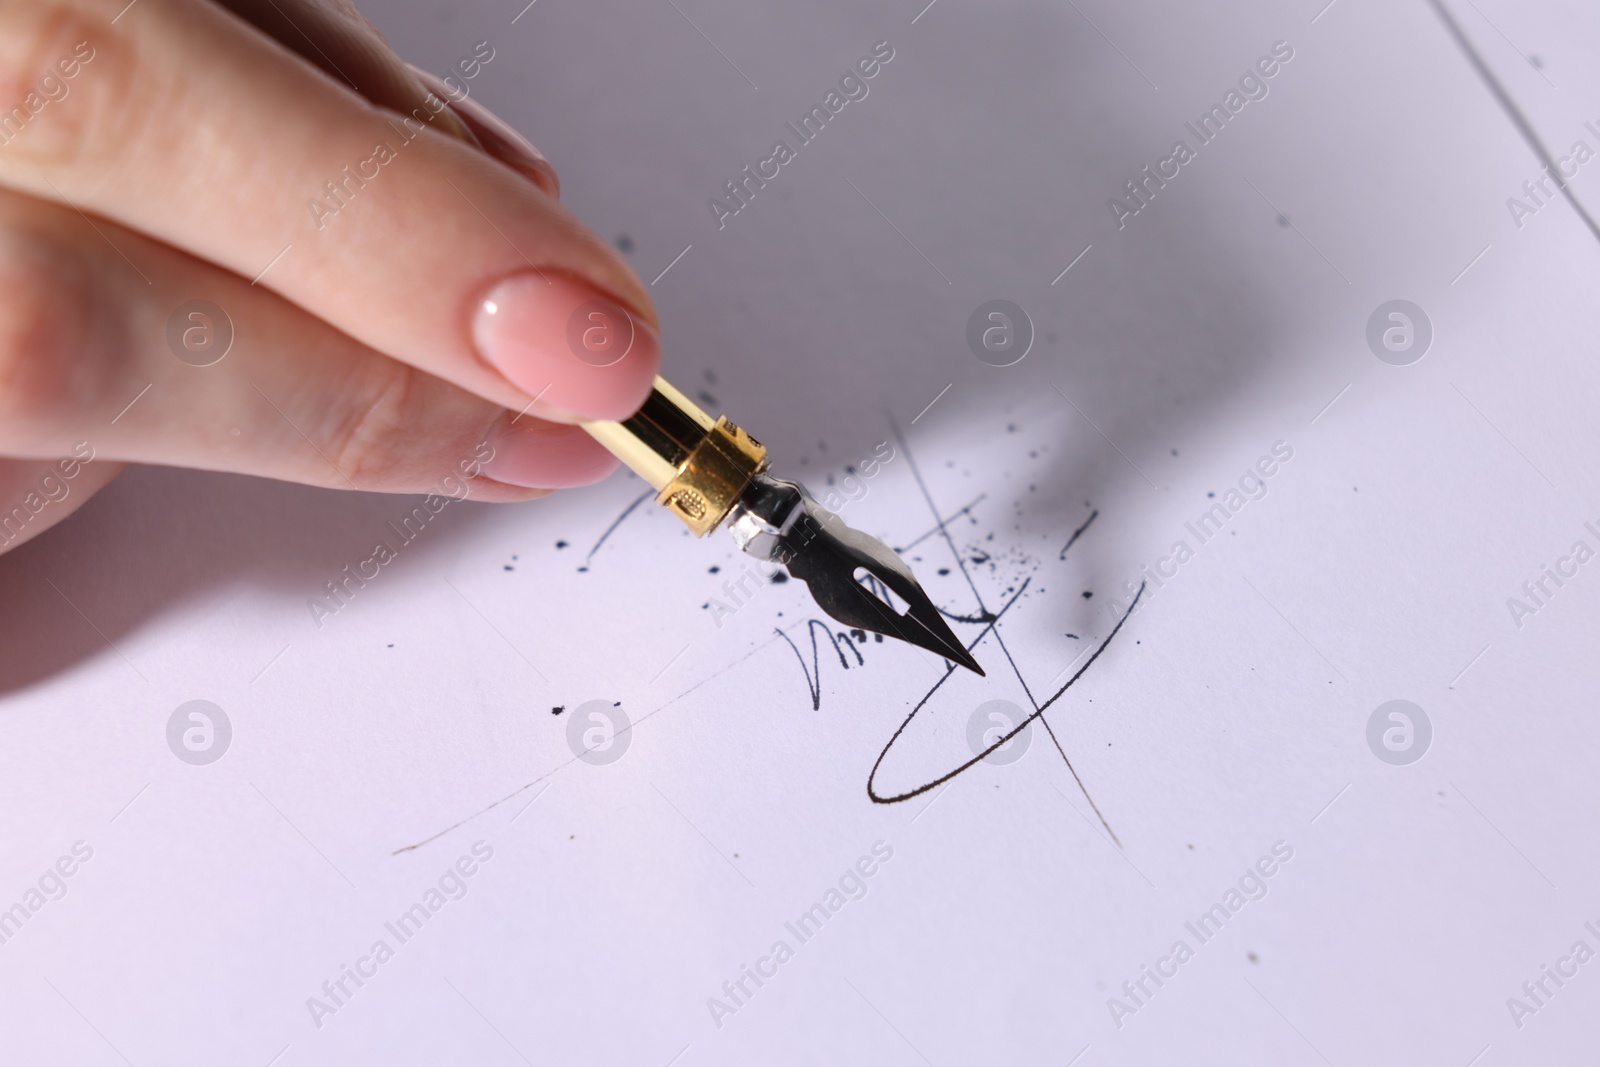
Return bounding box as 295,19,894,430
551,706,566,715
770,572,788,583
556,540,569,549
709,565,720,574
1081,591,1092,599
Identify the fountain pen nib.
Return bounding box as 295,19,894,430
725,474,985,677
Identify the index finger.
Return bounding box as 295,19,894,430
0,0,658,421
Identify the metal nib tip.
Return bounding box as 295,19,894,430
727,475,985,677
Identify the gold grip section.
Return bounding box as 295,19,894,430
582,376,768,535
658,417,766,534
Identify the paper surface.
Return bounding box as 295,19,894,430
2,0,1599,1063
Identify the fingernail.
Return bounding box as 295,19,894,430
409,66,560,198
399,69,484,151
450,95,561,199
482,419,619,488
473,272,658,421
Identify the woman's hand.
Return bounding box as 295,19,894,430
0,0,658,552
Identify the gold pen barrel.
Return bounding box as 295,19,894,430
582,376,768,535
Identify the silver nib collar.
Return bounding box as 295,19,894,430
727,474,984,676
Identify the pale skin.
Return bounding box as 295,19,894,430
0,0,661,554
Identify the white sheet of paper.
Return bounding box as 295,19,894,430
2,0,1597,1063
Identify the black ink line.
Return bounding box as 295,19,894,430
884,415,1141,824
937,608,997,624
1424,0,1600,245
585,488,654,565
867,581,1145,804
974,577,1120,844
1060,509,1099,560
891,415,987,610
893,494,987,553
1039,714,1120,847
775,620,865,710
394,620,818,854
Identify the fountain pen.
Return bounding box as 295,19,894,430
582,377,984,676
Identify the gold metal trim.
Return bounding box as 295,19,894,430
657,417,767,535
